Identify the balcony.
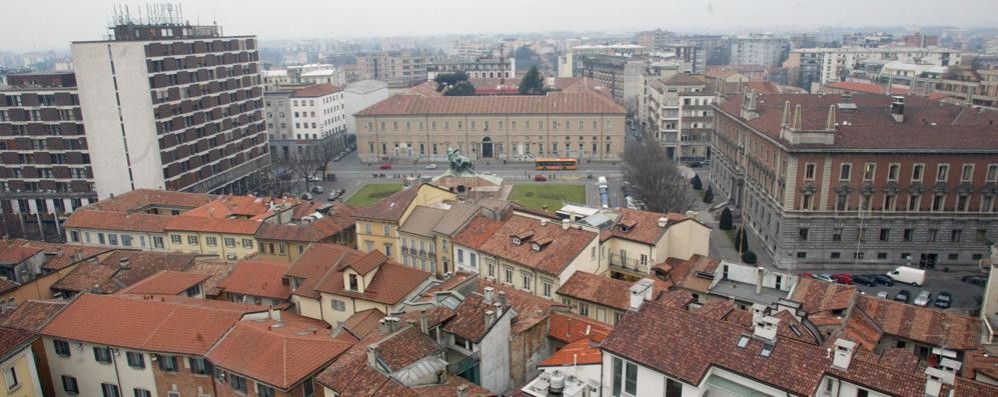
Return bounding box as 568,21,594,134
401,247,410,255
609,253,649,275
418,249,427,257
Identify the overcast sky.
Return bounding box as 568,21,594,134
2,0,996,52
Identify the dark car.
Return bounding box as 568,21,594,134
874,274,895,286
893,289,911,303
961,274,987,287
852,274,877,287
933,292,953,309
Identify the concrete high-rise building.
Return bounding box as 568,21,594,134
645,74,715,163
636,29,675,52
729,35,791,67
72,19,269,199
578,55,647,116
354,50,433,88
264,84,347,161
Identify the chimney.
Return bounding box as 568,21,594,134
751,303,768,325
494,302,503,319
924,365,957,397
387,316,400,333
628,279,654,311
561,219,570,230
367,345,379,370
791,104,802,129
377,318,391,335
831,339,857,370
484,310,495,328
419,310,429,334
540,219,548,227
890,96,905,123
456,384,469,397
657,217,668,228
825,104,836,130
753,316,779,341
483,287,495,304
268,306,281,321
755,267,764,295
497,291,507,310
780,100,791,127
118,257,130,269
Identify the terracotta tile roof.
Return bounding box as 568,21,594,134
0,278,17,295
342,308,386,339
547,312,613,344
163,215,262,235
695,299,737,321
313,253,431,306
601,301,831,396
962,349,998,381
356,92,625,116
285,244,363,299
557,272,669,311
353,186,420,222
772,310,820,345
292,83,342,97
0,326,35,356
346,251,389,275
475,215,596,276
600,209,688,245
0,300,67,332
952,378,998,397
412,271,478,303
42,294,263,355
661,73,708,86
51,251,199,294
178,195,298,220
743,81,782,95
540,338,603,367
876,347,920,374
254,204,356,242
16,241,111,271
374,326,443,371
398,206,447,236
184,260,234,296
479,279,561,334
451,215,505,250
855,295,981,351
411,376,495,397
64,209,172,233
824,356,927,397
656,254,720,294
654,289,692,309
0,243,41,265
84,189,216,213
206,315,350,389
825,81,909,95
841,307,882,351
217,259,292,300
441,293,499,342
117,270,209,295
716,93,998,150
791,277,858,315
398,306,456,331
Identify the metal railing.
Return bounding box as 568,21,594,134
608,253,649,274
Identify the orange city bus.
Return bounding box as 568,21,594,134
534,158,578,170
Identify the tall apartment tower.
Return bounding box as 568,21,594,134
72,16,269,199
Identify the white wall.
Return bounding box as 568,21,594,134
344,82,389,135
72,41,163,199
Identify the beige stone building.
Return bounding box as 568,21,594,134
354,92,626,162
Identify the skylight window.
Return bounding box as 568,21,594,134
736,335,750,348
761,342,775,357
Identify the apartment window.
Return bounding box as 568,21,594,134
102,383,121,397
504,267,513,284
931,195,945,212
206,236,218,246
879,228,890,242
383,224,390,236
542,280,552,297
3,366,17,390
231,374,248,394
951,229,962,242
936,164,949,182
961,164,974,182
665,378,683,397
796,252,807,258
949,253,960,261
126,352,144,368
187,235,198,245
912,163,925,182
158,355,178,372
887,163,900,181
303,377,315,397
800,193,813,210
171,235,182,245
94,347,112,364
258,384,276,397
927,229,938,242
134,389,151,397
858,228,867,242
224,238,236,247
331,299,346,311
487,263,495,277
108,234,118,246
832,228,843,241
798,227,809,241
190,357,210,375
611,357,638,396
522,273,532,291
804,163,816,180
62,376,78,394
242,239,253,248
839,163,851,181
579,302,590,316
830,252,841,259
863,163,876,181
903,229,914,242
884,194,897,211
983,195,995,212
53,340,70,357
976,229,988,244
957,195,970,211
861,194,872,211
836,193,848,211
908,194,921,211
348,274,359,291
987,164,998,182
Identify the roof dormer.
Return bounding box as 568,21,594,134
531,237,553,251
343,269,364,293
511,230,534,245
618,219,637,233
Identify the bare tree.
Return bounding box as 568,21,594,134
622,140,696,213
269,143,336,196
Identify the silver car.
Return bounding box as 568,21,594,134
913,290,932,307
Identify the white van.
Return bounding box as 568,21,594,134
886,266,926,287
597,176,608,188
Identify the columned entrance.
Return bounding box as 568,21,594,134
481,137,493,158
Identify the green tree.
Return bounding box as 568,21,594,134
742,251,758,264
443,80,476,96
690,174,703,190
434,71,470,92
702,186,714,204
518,66,545,95
734,227,750,253
719,208,734,230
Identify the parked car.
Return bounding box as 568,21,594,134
873,274,895,287
688,161,702,168
301,193,314,201
306,175,320,182
893,289,911,303
876,291,890,300
852,275,877,287
425,163,438,170
311,185,325,194
961,274,987,287
379,163,392,170
534,174,548,182
333,154,343,161
328,192,339,201
913,290,932,307
831,274,853,285
803,273,833,283
933,292,952,309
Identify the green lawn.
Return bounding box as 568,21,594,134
508,184,587,211
345,183,404,207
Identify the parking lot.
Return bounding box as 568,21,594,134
827,269,986,315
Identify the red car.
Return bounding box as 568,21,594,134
830,273,853,285
379,163,392,170
533,175,548,182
